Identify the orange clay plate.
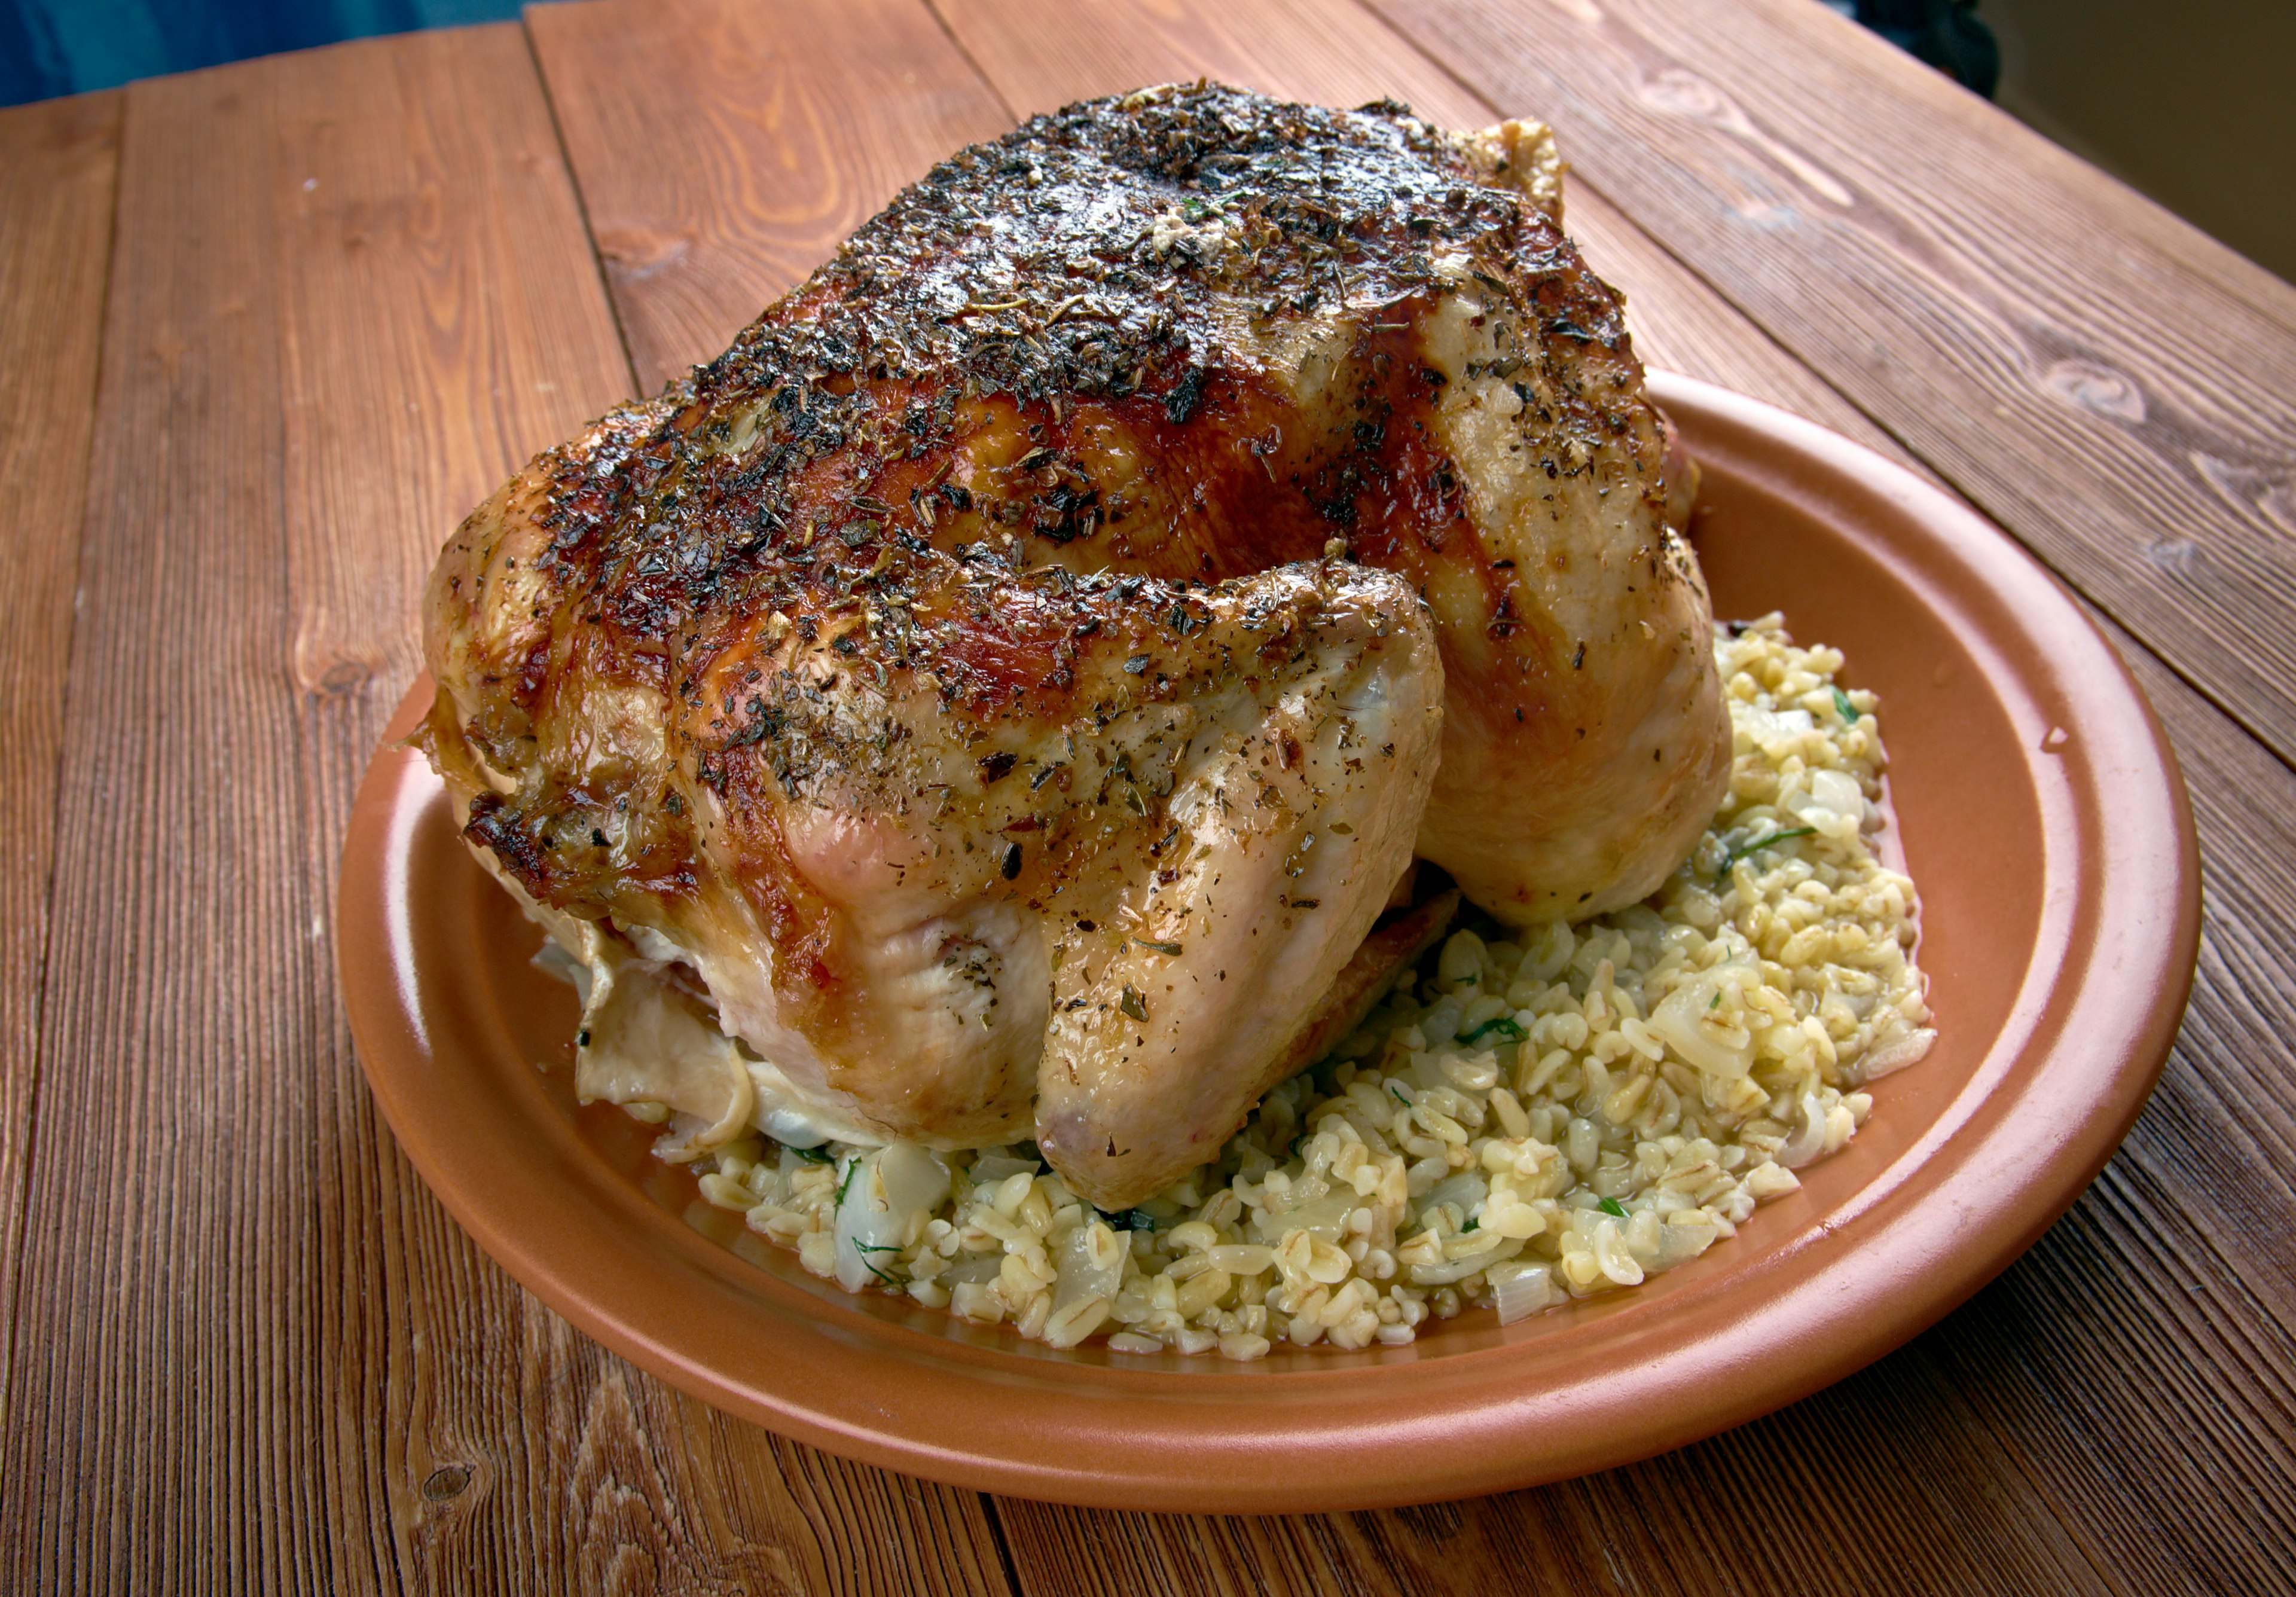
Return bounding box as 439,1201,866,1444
337,372,2199,1511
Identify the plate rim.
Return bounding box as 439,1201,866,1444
337,370,2200,1510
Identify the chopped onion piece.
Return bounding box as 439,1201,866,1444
1420,1171,1489,1220
1252,1191,1355,1245
967,1152,1041,1186
1778,1093,1830,1169
878,1142,953,1216
1648,975,1754,1079
1491,1263,1561,1324
1861,1026,1936,1080
1647,1215,1720,1273
1052,1220,1126,1315
832,1144,949,1292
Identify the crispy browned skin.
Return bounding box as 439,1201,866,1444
420,84,1725,1205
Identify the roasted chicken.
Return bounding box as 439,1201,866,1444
419,84,1727,1208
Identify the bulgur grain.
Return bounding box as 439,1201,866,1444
669,617,1931,1357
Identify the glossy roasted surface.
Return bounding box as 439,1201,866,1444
427,83,1723,938
417,83,1717,1202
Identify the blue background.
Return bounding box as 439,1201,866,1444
2,0,524,106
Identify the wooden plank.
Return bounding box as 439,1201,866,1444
0,56,310,1589
0,28,1013,1592
526,0,1018,395
1904,619,2296,1596
997,1335,2121,1596
0,89,120,1439
932,0,1499,123
1365,0,2296,770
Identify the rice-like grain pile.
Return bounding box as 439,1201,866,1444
676,615,1933,1358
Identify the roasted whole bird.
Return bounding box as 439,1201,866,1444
420,84,1729,1208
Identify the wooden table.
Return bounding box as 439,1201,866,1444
4,0,2291,1588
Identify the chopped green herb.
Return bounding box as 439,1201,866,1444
1709,991,1723,1010
1462,1216,1480,1233
1138,939,1184,956
1597,1196,1630,1220
853,1241,902,1254
1120,984,1150,1022
1389,1085,1410,1107
833,1158,860,1209
789,1145,835,1165
1457,973,1477,984
862,1260,902,1288
1126,1208,1159,1233
1713,826,1818,888
1461,1016,1526,1046
1832,685,1860,725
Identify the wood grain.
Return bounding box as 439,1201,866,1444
527,0,1017,395
0,28,1010,1593
1,57,310,1589
0,89,120,1439
932,0,1499,123
1908,617,2296,1595
1366,0,2296,770
998,1333,2122,1596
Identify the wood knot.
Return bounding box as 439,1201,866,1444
2144,537,2203,575
420,1465,471,1502
597,226,694,281
2042,359,2146,424
297,652,377,697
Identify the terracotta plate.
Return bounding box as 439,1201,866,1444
337,372,2199,1511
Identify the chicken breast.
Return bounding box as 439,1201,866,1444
417,83,1726,1207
